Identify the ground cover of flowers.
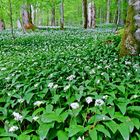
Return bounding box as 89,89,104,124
0,29,140,140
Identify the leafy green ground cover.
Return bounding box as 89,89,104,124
0,29,140,140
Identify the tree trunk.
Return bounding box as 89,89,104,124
51,5,55,26
82,0,88,29
22,4,35,30
9,0,15,39
88,2,96,28
106,0,110,23
60,0,64,30
0,19,5,31
119,0,140,56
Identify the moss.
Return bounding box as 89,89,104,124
119,5,138,56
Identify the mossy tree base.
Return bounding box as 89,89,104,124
119,1,140,56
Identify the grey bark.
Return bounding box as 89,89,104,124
0,19,5,31
106,0,110,23
82,0,88,29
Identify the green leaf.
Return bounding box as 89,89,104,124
89,129,97,140
41,112,62,123
57,130,68,140
118,123,129,140
131,118,140,129
96,124,111,138
66,125,84,137
24,92,34,104
117,85,125,94
32,107,45,116
104,120,118,134
0,138,11,140
17,134,30,140
0,133,17,138
116,102,127,115
37,123,54,140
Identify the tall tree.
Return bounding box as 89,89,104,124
82,0,88,29
51,0,56,26
0,0,5,31
22,1,35,30
119,0,140,56
60,0,64,29
106,0,110,23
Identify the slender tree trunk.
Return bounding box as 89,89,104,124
82,0,88,29
106,0,110,23
0,19,5,31
116,0,121,25
22,4,35,30
88,2,96,28
119,0,140,56
51,4,55,26
60,0,64,30
9,0,15,39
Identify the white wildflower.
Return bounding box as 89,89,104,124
105,65,110,69
5,77,10,81
34,101,44,107
85,97,93,104
1,67,7,71
12,112,23,121
64,84,70,91
89,69,95,74
53,84,58,89
96,79,100,84
9,126,19,132
102,95,108,100
32,116,39,121
66,75,75,81
125,61,131,65
131,95,138,99
102,117,106,120
34,83,39,88
127,73,131,76
17,98,24,103
101,72,105,75
77,136,84,140
70,102,80,109
48,82,54,88
95,99,105,107
112,73,115,76
97,66,102,69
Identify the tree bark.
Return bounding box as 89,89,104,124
119,0,140,56
22,4,35,30
51,4,55,26
82,0,88,29
106,0,110,23
88,2,96,28
60,0,64,29
0,19,5,31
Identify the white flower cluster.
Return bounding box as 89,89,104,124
102,95,108,100
64,84,70,91
70,102,79,109
48,82,58,89
89,69,95,75
34,101,44,107
9,126,19,132
12,112,23,122
125,61,131,65
85,97,93,104
95,99,105,107
77,136,84,140
66,75,76,81
17,98,24,103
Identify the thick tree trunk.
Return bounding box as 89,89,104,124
60,0,64,29
82,0,88,29
88,2,96,28
119,0,140,56
22,4,35,30
51,5,55,26
0,19,5,31
106,0,110,23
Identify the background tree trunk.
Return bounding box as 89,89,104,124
119,0,140,56
88,2,96,28
106,0,110,23
82,0,88,29
51,3,55,26
0,19,5,31
60,0,64,29
22,4,35,30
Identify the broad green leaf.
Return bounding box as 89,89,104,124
66,125,84,137
96,124,111,138
57,130,68,140
117,85,125,94
17,134,30,140
89,129,97,140
37,123,54,140
118,123,129,140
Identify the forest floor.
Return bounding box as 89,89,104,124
0,29,140,139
